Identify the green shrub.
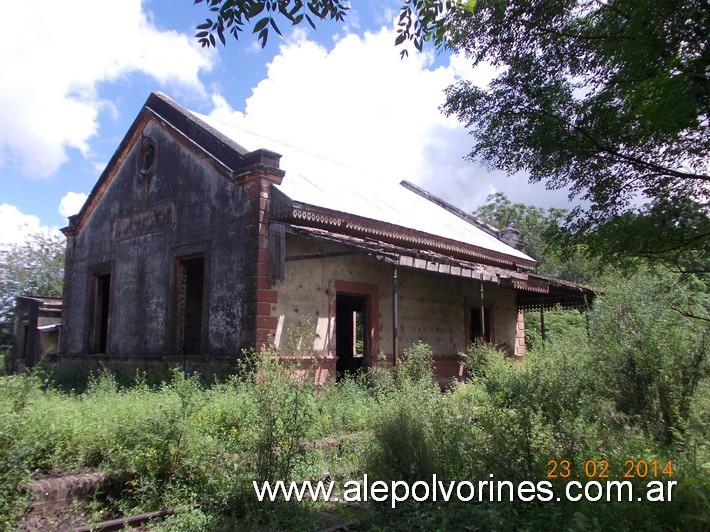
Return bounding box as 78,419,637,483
524,305,587,351
588,269,708,443
463,341,511,386
367,378,442,483
0,272,705,530
464,343,560,479
317,375,376,436
0,373,45,525
245,346,316,484
396,340,435,385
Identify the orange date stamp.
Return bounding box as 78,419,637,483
547,459,673,479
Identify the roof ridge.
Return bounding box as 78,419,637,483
399,180,502,239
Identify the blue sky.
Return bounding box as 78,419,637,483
0,0,573,246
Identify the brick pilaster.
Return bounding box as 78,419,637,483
234,152,284,352
515,310,526,357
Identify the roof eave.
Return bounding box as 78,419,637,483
273,199,537,270
283,225,596,310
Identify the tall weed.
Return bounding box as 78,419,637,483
367,342,442,482
245,346,316,484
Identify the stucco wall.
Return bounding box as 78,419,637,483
61,121,253,358
272,234,392,357
272,233,519,363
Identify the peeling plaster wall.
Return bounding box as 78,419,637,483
272,234,392,356
61,121,252,358
397,266,517,355
273,234,519,360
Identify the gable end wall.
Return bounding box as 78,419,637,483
60,120,262,359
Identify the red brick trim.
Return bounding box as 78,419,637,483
237,169,283,351
515,310,526,357
257,289,278,304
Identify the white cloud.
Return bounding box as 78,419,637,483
59,192,89,218
0,0,215,178
0,204,61,248
210,28,459,184
207,26,572,212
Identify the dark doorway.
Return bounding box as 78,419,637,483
93,273,111,353
177,256,205,354
335,294,368,379
470,306,492,343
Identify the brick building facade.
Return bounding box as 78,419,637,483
56,92,594,384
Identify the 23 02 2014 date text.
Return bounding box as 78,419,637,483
547,459,673,479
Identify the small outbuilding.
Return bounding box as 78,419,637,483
56,92,594,384
8,296,63,373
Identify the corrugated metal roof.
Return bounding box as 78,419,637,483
193,112,535,264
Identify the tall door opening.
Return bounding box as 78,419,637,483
335,294,368,379
93,273,111,353
470,305,492,344
177,256,205,355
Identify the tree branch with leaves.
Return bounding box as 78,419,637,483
191,0,709,270
192,0,465,53
442,0,709,269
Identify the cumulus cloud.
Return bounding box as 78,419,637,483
0,0,214,178
0,204,60,248
207,27,571,213
210,30,461,182
59,192,89,218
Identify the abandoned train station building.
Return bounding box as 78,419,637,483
39,92,594,384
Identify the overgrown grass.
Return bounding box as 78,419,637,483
0,271,707,529
0,354,380,529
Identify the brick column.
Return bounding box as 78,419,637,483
234,150,285,352
515,309,526,357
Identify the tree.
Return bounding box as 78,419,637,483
191,0,461,55
192,0,709,270
587,269,708,444
0,232,65,352
442,0,709,270
474,192,599,283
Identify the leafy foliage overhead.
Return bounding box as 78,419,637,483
191,0,708,269
442,0,709,267
192,0,463,55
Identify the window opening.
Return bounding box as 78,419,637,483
177,256,205,354
470,305,492,344
93,273,111,353
139,138,156,175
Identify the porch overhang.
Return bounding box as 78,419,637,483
283,224,596,311
514,276,595,311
